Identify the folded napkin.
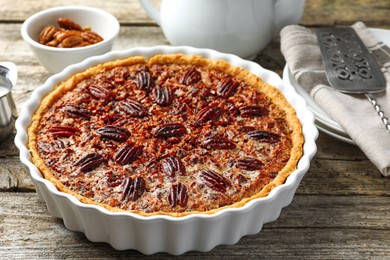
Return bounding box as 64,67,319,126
280,22,390,176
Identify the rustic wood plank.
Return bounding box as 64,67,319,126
1,0,390,258
298,157,387,196
301,0,390,28
0,0,155,24
1,192,389,259
0,157,34,191
1,0,390,29
3,228,390,259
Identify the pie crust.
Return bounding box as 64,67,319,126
28,54,303,217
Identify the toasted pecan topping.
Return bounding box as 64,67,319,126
33,55,298,214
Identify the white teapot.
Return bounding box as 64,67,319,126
139,0,305,58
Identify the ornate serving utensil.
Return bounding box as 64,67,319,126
317,27,390,133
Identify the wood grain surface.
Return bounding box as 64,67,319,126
1,0,390,259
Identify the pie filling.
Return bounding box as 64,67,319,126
28,54,303,216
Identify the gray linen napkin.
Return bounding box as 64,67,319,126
280,22,390,176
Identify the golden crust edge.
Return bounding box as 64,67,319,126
27,53,304,217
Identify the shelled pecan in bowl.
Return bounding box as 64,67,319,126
39,18,104,48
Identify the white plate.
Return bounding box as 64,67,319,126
282,28,390,144
315,120,355,145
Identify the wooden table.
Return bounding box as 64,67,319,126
1,0,390,259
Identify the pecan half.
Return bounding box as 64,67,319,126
118,100,148,118
161,156,186,177
136,70,154,93
194,104,223,125
121,176,146,202
216,78,239,98
37,141,55,154
168,182,188,207
247,130,280,143
180,68,201,85
152,123,187,138
57,18,82,31
62,105,91,119
236,157,264,171
113,143,143,165
73,153,105,172
45,39,60,47
88,85,111,100
61,34,84,48
81,31,103,44
239,105,268,117
201,136,236,150
199,169,231,193
39,25,57,44
96,125,130,142
53,30,82,43
37,140,65,154
49,125,79,138
154,85,173,106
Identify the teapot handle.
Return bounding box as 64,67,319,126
139,0,161,26
273,0,305,35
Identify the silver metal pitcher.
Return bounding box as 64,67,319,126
0,62,17,142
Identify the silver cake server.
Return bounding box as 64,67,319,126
316,27,390,133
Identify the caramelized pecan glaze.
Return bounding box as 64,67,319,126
29,54,303,216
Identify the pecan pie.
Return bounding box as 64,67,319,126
28,54,303,217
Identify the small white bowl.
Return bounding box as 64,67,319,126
15,46,318,255
21,6,120,74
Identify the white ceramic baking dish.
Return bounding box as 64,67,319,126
15,45,318,255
